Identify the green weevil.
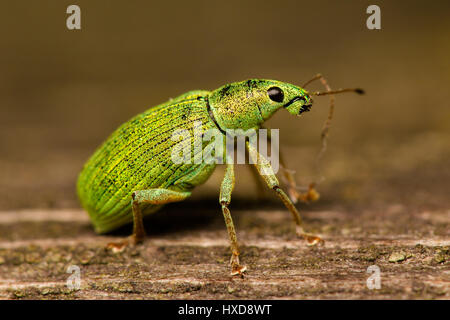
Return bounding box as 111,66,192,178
77,76,363,275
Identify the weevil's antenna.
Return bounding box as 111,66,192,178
302,74,323,88
311,88,365,96
302,74,364,187
314,75,334,186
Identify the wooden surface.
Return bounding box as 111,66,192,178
0,200,448,299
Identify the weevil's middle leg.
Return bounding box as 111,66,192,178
220,163,247,276
107,188,191,252
246,141,324,246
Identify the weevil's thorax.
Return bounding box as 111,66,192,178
208,79,312,131
208,80,265,131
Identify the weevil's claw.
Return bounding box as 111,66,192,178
231,265,247,277
106,241,128,253
106,235,141,253
296,226,325,246
230,254,247,277
302,234,325,246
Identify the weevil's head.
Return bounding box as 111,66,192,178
208,79,313,131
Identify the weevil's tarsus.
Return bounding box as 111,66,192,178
106,239,128,253
281,167,321,204
246,141,324,246
274,186,323,246
296,183,320,203
107,188,191,252
220,163,247,276
296,225,325,246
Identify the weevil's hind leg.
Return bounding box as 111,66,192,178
220,163,247,276
246,141,324,246
107,188,191,252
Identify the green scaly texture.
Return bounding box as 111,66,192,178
77,80,312,233
77,90,217,233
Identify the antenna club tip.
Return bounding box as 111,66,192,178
355,88,365,95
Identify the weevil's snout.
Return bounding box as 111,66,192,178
284,93,313,116
299,95,313,115
299,103,312,114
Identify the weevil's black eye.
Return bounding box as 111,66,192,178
268,87,284,102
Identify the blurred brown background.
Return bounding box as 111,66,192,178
0,0,449,299
0,0,449,211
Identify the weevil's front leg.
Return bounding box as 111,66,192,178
279,153,320,204
220,163,247,276
246,141,324,246
263,126,320,204
107,188,191,252
248,162,267,199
